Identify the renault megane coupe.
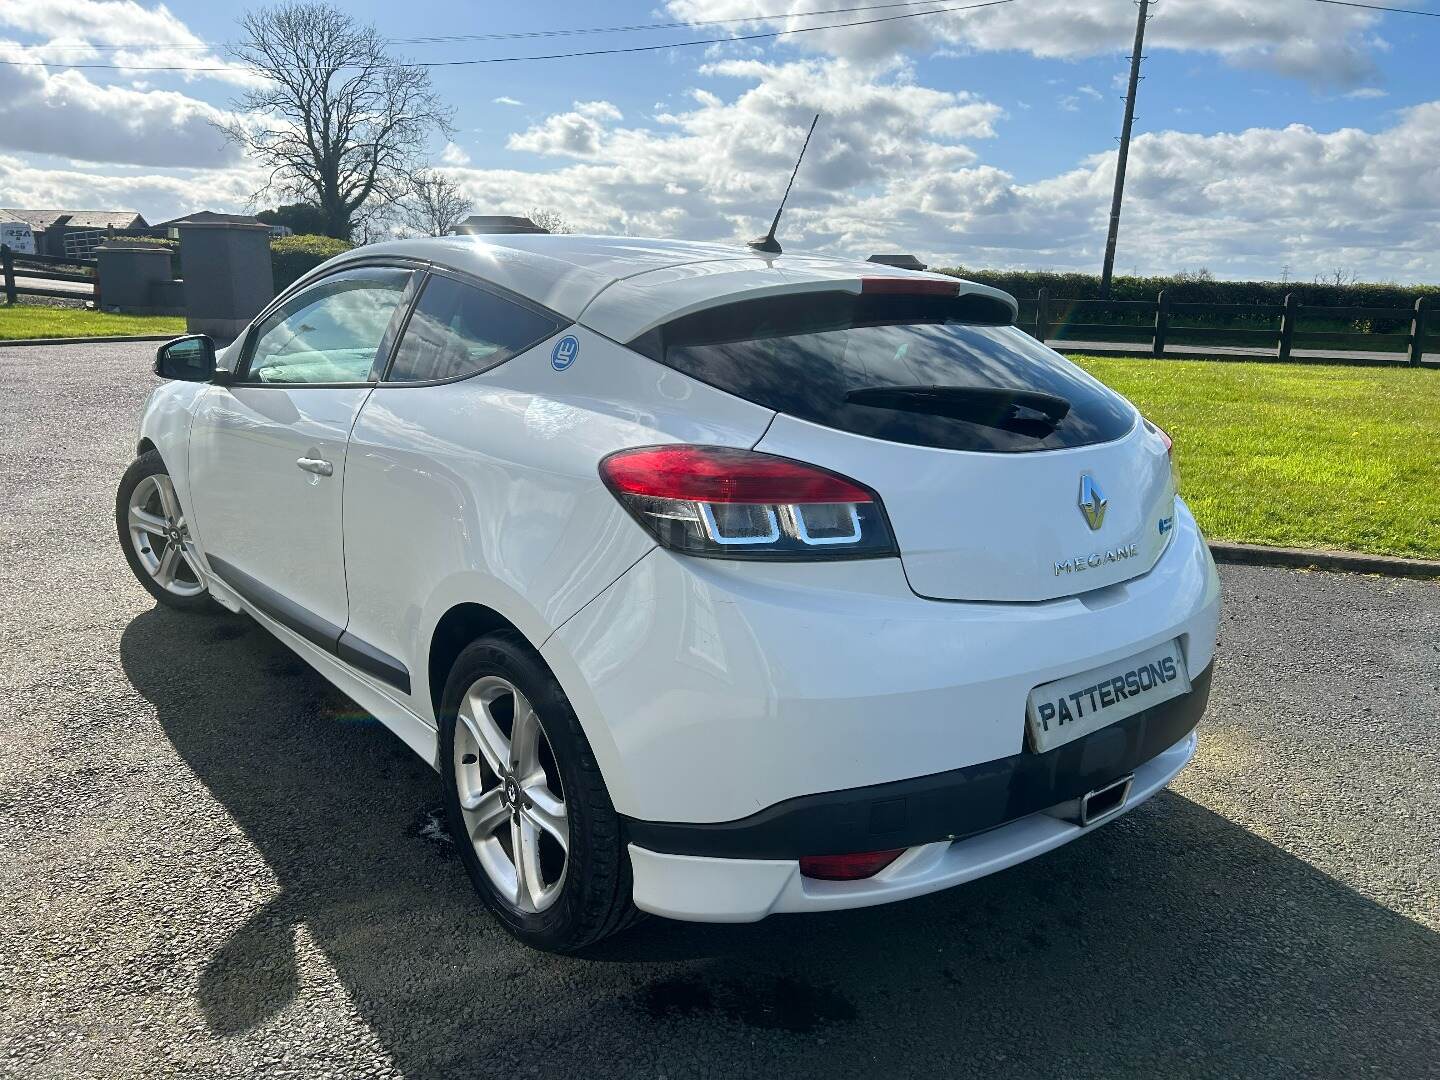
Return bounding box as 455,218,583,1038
118,235,1220,952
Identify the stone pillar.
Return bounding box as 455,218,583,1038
176,222,275,340
96,244,173,313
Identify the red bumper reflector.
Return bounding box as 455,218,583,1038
799,849,906,881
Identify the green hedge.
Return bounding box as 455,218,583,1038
271,235,353,291
936,267,1440,311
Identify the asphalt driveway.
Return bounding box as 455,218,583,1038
1,342,1437,1079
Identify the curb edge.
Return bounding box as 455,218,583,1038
1209,541,1440,580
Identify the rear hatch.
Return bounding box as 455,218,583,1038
624,279,1176,602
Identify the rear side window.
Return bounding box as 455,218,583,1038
387,274,564,383
630,291,1135,453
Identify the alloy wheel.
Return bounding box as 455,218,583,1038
454,676,570,913
126,474,205,598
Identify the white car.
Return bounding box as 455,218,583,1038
117,235,1220,952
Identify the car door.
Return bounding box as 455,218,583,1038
340,269,572,704
187,264,417,647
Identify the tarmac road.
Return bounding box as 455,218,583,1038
1,342,1437,1079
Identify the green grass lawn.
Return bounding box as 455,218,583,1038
1073,356,1439,559
0,305,185,341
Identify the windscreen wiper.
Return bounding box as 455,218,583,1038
844,385,1071,435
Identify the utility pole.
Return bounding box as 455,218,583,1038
1100,0,1151,299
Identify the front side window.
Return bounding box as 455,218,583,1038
386,274,564,383
245,267,412,385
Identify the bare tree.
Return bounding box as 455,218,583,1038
401,171,473,237
527,207,574,235
1316,266,1359,287
220,2,453,240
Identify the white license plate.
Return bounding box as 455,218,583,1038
1026,640,1191,754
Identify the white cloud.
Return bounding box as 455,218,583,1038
508,109,610,158
0,0,254,83
857,104,1440,281
440,141,471,166
455,59,1000,248
1345,87,1389,100
574,100,623,121
506,99,628,157
1059,85,1105,112
0,153,261,220
493,95,523,106
664,0,1386,87
444,57,1440,282
1,3,1421,282
1078,106,1440,278
0,42,237,166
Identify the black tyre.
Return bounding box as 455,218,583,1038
116,450,215,613
439,630,641,952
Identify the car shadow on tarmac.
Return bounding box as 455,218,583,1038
121,607,1440,1079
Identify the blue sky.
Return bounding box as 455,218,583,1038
1,0,1438,280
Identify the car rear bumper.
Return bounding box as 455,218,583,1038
626,661,1211,860
628,728,1199,922
542,498,1220,825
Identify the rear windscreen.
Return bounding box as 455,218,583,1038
628,291,1135,453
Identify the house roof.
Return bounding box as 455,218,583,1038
0,209,147,230
153,211,260,228
331,234,1017,340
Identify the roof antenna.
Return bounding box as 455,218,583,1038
748,113,819,256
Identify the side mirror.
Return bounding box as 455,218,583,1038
154,335,217,382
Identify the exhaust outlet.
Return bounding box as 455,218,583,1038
1079,774,1133,826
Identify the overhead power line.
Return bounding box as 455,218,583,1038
4,0,1429,69
3,0,1432,61
0,0,1014,70
1306,0,1440,16
0,1,982,55
418,2,1017,70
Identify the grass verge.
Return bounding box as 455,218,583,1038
1072,356,1439,560
0,305,185,341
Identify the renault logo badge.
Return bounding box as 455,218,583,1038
1078,475,1107,531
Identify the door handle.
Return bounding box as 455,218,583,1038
296,456,333,477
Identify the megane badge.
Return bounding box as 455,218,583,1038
1078,475,1108,531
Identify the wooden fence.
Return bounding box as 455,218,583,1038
1,245,97,304
1021,288,1433,366
3,243,1434,367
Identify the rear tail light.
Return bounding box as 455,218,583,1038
599,445,897,560
799,849,906,880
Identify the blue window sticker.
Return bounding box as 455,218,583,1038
552,335,580,371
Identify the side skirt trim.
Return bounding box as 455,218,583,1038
207,555,411,694
207,555,341,651
337,630,412,695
